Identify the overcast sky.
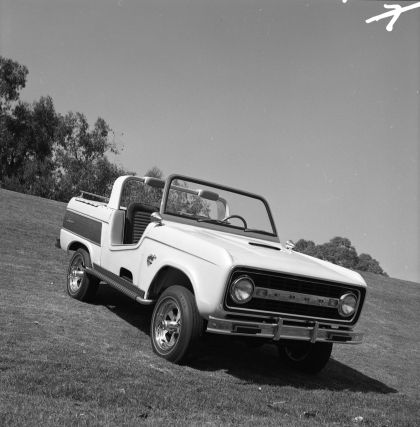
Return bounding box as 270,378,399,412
1,0,419,282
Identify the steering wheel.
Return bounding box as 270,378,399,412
222,215,248,229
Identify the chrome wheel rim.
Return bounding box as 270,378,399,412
153,298,182,354
68,255,85,293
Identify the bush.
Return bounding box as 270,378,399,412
294,237,387,276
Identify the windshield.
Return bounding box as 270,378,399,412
162,176,277,238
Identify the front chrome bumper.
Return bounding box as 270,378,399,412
206,316,363,344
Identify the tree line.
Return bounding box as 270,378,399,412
0,56,129,201
294,236,387,276
0,56,387,276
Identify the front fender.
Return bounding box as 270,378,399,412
138,237,230,317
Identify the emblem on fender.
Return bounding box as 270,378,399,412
147,254,156,266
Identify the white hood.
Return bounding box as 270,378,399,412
155,222,366,287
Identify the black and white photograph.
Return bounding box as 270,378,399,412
0,0,419,425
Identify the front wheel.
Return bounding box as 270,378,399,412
150,286,203,363
277,341,333,374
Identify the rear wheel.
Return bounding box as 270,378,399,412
150,286,203,363
67,248,99,302
277,341,332,374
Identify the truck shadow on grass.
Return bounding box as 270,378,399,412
95,284,396,394
188,338,397,394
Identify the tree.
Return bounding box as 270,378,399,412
0,57,57,187
0,55,129,201
356,254,388,276
53,155,127,201
0,56,28,110
0,56,29,181
0,96,58,184
2,157,56,198
293,236,387,276
317,237,359,269
53,112,125,201
55,112,117,164
294,239,317,256
145,166,163,179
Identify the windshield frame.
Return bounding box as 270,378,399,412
160,174,279,242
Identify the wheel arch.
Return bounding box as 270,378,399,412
68,241,89,254
147,266,195,300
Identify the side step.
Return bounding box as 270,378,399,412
86,264,154,305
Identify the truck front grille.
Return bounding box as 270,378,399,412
224,268,365,325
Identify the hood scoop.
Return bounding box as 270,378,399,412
249,242,280,251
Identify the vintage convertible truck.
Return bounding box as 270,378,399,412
57,174,366,373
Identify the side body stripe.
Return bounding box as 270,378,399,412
63,210,102,246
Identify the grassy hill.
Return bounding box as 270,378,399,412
0,188,419,426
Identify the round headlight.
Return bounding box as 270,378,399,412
230,276,255,304
338,293,357,317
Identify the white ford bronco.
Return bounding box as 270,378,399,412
57,174,366,373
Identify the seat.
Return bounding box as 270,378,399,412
124,203,157,244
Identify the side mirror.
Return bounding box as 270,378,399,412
151,212,163,226
285,240,295,250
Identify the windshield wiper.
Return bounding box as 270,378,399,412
244,228,273,235
196,218,271,234
196,218,223,224
196,218,247,229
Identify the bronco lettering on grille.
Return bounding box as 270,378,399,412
254,287,339,308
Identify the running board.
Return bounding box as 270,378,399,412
86,265,154,305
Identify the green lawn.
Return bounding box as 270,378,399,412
0,188,419,426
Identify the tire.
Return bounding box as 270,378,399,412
150,286,203,363
67,248,99,302
277,341,333,374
